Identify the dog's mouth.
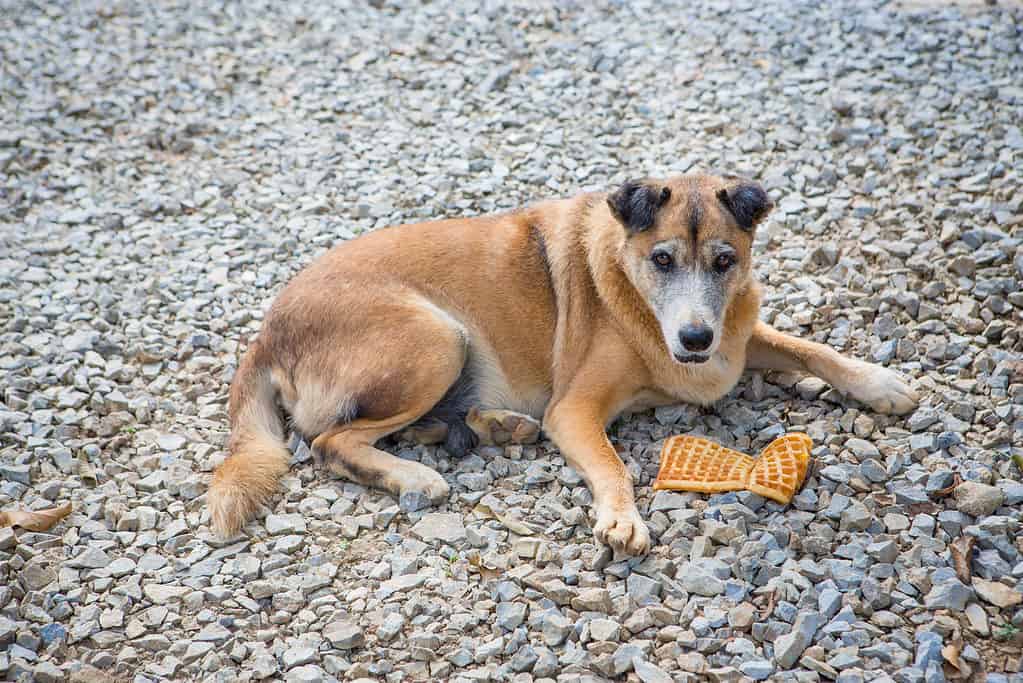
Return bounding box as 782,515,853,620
673,352,710,364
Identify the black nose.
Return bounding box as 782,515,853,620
679,324,714,352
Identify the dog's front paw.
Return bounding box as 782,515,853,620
842,361,920,415
593,504,650,556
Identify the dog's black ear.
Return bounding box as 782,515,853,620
716,182,772,231
607,181,671,232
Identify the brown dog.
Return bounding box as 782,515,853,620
207,173,918,554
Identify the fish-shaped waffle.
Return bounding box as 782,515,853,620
654,432,812,505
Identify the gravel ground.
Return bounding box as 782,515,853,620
2,1,1023,682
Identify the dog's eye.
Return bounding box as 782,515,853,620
714,253,735,273
652,252,674,271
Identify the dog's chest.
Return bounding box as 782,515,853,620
653,351,746,407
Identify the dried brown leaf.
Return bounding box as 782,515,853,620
78,454,97,486
931,474,962,500
473,503,539,536
950,535,975,584
942,643,962,671
495,512,538,537
467,552,502,583
0,502,73,532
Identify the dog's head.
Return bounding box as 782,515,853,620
607,173,771,364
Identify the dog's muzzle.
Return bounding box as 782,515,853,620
674,352,710,364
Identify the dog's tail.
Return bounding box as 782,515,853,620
207,341,291,536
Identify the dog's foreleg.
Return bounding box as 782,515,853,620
746,320,919,414
544,395,650,557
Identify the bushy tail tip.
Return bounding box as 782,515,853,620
208,441,291,536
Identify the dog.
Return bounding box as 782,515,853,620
207,172,919,555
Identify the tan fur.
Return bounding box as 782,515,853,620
465,408,541,445
207,173,918,549
208,342,291,536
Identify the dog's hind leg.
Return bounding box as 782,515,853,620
399,419,449,446
313,414,452,512
466,407,542,445
303,300,469,510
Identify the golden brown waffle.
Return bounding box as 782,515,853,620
654,433,812,504
748,433,812,504
653,436,754,493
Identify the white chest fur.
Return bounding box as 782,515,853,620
656,348,746,408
